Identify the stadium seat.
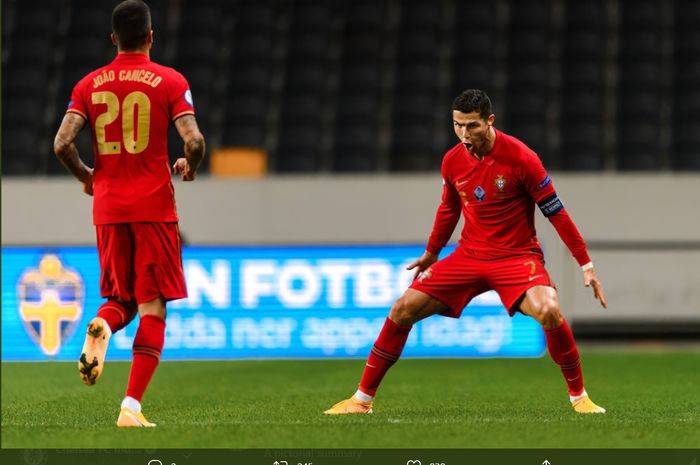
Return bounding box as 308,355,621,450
280,92,323,120
396,62,437,89
344,0,386,30
177,35,220,65
2,125,40,174
342,30,382,60
562,59,604,88
508,121,547,159
333,123,379,172
221,122,267,148
236,1,277,29
339,60,381,90
507,92,548,118
389,118,436,171
562,88,602,119
275,122,322,172
181,5,222,31
10,37,53,66
70,4,110,34
561,122,604,171
672,120,700,170
291,0,332,31
4,65,49,94
672,0,700,170
393,91,435,120
396,29,438,59
286,30,328,61
338,91,379,118
399,1,441,29
229,62,272,92
617,120,660,170
231,31,274,61
284,62,327,91
7,96,44,126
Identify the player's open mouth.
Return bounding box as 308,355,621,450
464,142,473,151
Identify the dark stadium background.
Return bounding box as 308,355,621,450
3,0,699,175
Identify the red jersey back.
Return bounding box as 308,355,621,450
427,129,559,259
67,52,194,225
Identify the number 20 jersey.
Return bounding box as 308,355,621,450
67,52,194,225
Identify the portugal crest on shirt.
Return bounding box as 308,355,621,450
494,174,507,192
17,255,84,356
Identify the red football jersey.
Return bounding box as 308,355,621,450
426,128,590,265
67,52,194,225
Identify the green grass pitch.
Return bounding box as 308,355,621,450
2,351,699,448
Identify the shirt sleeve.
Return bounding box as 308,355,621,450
169,71,195,121
520,152,591,266
66,78,88,120
426,159,462,255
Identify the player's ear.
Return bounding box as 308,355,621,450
110,33,118,47
487,114,495,126
147,30,154,46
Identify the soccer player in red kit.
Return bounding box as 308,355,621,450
53,0,205,427
325,89,608,415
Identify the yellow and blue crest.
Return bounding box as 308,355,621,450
17,255,84,356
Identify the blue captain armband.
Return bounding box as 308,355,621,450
537,193,564,217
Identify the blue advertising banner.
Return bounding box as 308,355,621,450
1,245,545,361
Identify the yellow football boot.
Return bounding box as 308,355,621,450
78,317,111,386
117,408,157,427
324,396,374,414
572,395,606,414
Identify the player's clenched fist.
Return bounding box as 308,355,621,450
173,158,196,181
82,168,94,196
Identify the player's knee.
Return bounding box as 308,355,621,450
389,296,419,326
138,297,167,319
109,297,138,323
537,297,562,329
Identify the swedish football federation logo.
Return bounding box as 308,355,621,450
17,255,84,356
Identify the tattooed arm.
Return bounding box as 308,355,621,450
172,114,205,181
53,112,93,195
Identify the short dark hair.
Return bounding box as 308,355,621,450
112,0,151,51
452,89,493,121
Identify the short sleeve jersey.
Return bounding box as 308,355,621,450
67,52,194,225
429,129,558,259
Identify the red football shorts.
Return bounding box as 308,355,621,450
410,246,553,317
96,222,187,304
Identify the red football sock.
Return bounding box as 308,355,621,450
358,318,413,397
545,319,584,396
97,299,136,333
126,315,166,402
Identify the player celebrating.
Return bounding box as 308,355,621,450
325,89,608,415
53,0,205,427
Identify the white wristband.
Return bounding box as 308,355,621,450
581,262,594,271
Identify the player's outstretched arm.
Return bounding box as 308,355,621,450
173,115,205,181
53,113,93,196
583,265,607,309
